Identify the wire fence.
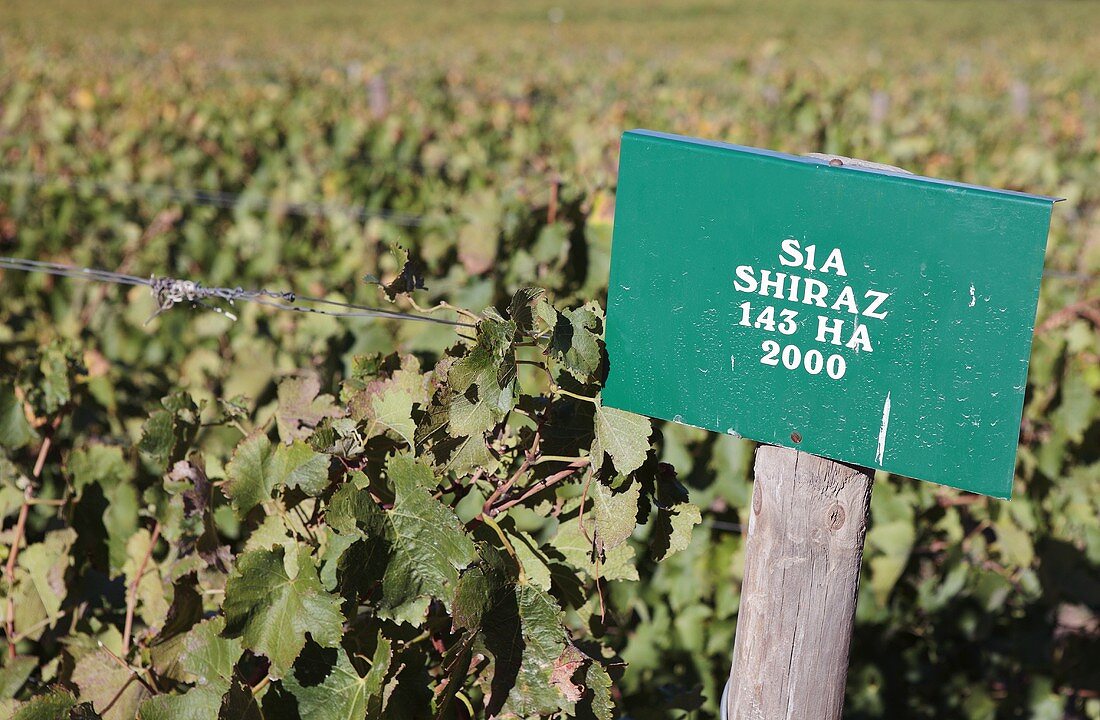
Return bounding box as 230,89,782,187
0,170,426,227
3,169,1097,285
0,256,473,327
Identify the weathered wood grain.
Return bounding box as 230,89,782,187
724,445,873,720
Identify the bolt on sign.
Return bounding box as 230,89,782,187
602,130,1058,498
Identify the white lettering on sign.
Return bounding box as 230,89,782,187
732,238,890,380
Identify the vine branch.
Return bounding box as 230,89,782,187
122,521,161,656
489,458,590,516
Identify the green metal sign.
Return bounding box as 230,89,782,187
603,130,1057,498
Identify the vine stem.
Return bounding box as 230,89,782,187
482,425,543,516
490,458,589,516
552,387,598,403
534,454,587,465
252,674,273,695
480,515,527,585
5,414,62,659
122,521,161,656
4,489,31,660
407,297,482,323
516,359,554,383
576,474,607,621
98,640,158,695
11,611,66,643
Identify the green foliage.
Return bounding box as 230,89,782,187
1,3,1099,717
0,283,693,718
223,545,345,678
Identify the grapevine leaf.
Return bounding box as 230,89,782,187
346,354,429,447
996,517,1035,567
510,287,544,337
382,252,427,300
222,545,344,678
433,432,497,476
180,616,243,686
0,458,27,522
0,384,35,450
142,618,242,719
541,301,603,381
282,639,392,720
867,521,916,606
326,475,383,535
0,656,36,700
580,660,615,720
549,645,586,703
103,485,140,576
506,524,554,592
122,528,169,630
277,374,342,442
319,526,357,593
139,688,222,720
216,673,262,720
243,513,292,553
224,435,331,515
651,502,702,561
1052,369,1096,443
497,584,572,717
69,444,133,495
9,529,76,644
139,392,201,471
19,341,82,417
447,391,496,440
11,690,80,720
592,402,651,476
454,544,572,716
456,189,501,275
435,639,474,720
331,481,392,602
146,578,204,683
591,478,641,552
367,389,416,446
866,482,916,606
379,654,434,719
223,432,277,516
275,441,331,496
551,516,639,582
446,316,517,438
161,459,220,553
375,454,477,623
69,445,138,574
453,543,515,633
72,649,150,719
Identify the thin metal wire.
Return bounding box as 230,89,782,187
1041,269,1098,283
0,256,475,328
0,170,426,227
2,169,1096,282
0,257,148,287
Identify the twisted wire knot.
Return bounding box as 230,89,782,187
149,275,240,322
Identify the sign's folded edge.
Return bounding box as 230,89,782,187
625,129,1064,204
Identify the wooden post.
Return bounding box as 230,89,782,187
724,445,874,720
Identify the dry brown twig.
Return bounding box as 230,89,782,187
5,414,62,659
